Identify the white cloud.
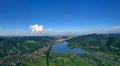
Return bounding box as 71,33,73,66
111,26,120,30
110,26,120,33
30,24,44,33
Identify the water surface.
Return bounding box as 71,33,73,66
52,41,85,54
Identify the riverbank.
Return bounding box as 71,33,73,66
18,37,70,66
20,41,114,66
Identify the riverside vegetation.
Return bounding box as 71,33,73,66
0,34,120,66
67,34,120,66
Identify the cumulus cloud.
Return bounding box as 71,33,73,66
30,24,44,33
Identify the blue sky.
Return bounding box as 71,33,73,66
0,0,120,36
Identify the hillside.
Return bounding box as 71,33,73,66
67,34,120,63
0,36,55,66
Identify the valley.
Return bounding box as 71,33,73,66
0,34,120,66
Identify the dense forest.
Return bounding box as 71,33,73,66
67,34,120,63
0,36,55,66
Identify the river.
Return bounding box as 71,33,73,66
51,41,120,65
52,41,85,54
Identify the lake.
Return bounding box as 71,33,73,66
52,41,85,54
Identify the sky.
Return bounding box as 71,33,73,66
0,0,120,36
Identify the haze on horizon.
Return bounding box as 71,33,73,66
0,0,120,36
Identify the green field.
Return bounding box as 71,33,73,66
19,53,94,66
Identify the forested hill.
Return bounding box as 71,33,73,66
0,36,55,66
67,34,120,62
0,36,55,57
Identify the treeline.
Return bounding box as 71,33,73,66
0,36,55,66
67,34,120,62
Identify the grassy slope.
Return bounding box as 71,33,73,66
20,57,46,66
20,52,93,66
